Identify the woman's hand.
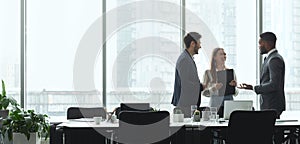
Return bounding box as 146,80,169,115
229,80,237,87
214,83,223,90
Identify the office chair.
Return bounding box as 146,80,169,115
114,103,152,119
117,111,170,144
226,110,277,144
65,107,108,144
50,122,63,144
66,107,107,120
120,103,150,111
212,106,256,144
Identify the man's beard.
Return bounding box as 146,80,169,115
194,47,199,54
260,46,268,54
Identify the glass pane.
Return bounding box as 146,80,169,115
0,1,21,104
186,0,257,108
105,0,181,112
27,0,102,116
263,0,300,110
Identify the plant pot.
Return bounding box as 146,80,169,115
0,110,9,126
0,109,9,118
193,115,200,122
13,132,41,144
173,114,184,122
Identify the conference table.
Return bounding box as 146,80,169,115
55,111,300,144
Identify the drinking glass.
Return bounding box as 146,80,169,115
210,107,217,121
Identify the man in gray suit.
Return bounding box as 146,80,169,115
240,32,285,144
171,32,204,118
240,32,286,117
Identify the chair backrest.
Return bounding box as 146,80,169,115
67,107,106,120
50,123,63,144
118,111,170,144
227,110,277,144
115,103,152,119
120,103,151,111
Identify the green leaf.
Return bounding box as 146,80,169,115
1,80,6,96
2,98,9,109
8,97,19,107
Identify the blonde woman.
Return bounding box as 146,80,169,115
202,48,237,115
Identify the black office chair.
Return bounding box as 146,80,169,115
117,111,170,144
67,107,107,120
212,106,256,144
120,103,150,111
226,110,277,144
114,103,152,119
50,122,63,144
65,107,108,144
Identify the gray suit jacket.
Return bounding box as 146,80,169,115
171,50,202,108
254,50,286,115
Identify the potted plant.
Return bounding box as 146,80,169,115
193,110,201,122
0,80,18,118
151,108,160,112
1,106,50,144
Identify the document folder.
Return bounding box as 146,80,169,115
217,69,235,96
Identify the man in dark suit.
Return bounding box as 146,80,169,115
171,32,204,118
240,32,285,144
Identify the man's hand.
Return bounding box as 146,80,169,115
238,83,253,90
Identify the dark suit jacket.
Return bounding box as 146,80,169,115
254,50,286,115
171,50,203,108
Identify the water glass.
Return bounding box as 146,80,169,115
210,107,217,121
201,111,210,121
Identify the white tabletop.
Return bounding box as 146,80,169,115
58,120,119,128
58,118,300,129
56,111,300,128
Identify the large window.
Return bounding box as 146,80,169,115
186,0,257,108
263,0,300,110
2,0,299,117
105,0,257,112
105,0,181,111
0,1,21,104
27,0,102,116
